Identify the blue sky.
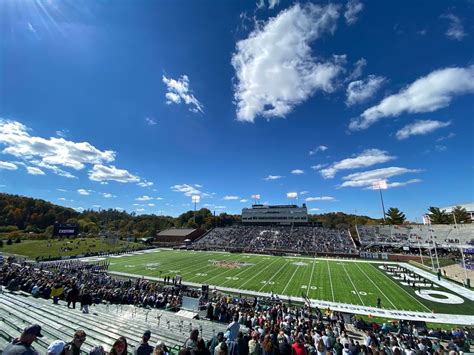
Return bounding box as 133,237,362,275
0,0,473,221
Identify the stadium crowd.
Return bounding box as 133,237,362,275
195,227,355,255
1,261,472,354
0,261,200,312
356,225,474,248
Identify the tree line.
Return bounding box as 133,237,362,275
0,193,470,240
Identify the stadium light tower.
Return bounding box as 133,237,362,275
287,192,298,204
251,194,261,204
452,213,469,286
192,195,200,212
372,180,387,223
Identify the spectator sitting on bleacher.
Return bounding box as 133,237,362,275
184,329,199,350
109,336,128,355
153,341,169,355
134,330,153,355
3,324,43,355
61,329,87,355
47,340,66,355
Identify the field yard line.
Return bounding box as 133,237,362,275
368,264,432,312
182,252,246,280
326,260,335,302
307,260,316,297
341,263,365,306
219,258,269,286
354,263,397,309
281,266,300,295
258,261,290,292
239,257,281,288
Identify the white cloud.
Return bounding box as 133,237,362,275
136,195,154,201
114,207,124,212
300,191,309,195
385,179,422,189
58,197,67,201
194,184,203,188
156,197,163,200
171,184,202,197
240,199,248,203
396,120,451,140
340,167,420,188
101,192,116,198
441,13,466,41
55,129,69,138
137,180,153,187
30,160,77,178
350,65,474,130
320,149,395,178
264,175,284,181
0,120,115,170
305,196,335,202
214,205,226,209
56,188,67,192
0,161,17,170
436,132,455,142
26,166,45,175
347,58,367,81
435,144,447,152
309,145,328,155
147,203,155,207
28,22,36,33
136,208,146,212
346,75,385,106
88,164,140,183
162,75,203,113
77,189,91,196
145,117,157,126
73,207,84,212
311,164,326,170
0,119,144,182
223,195,239,200
257,0,279,9
291,169,304,174
344,0,364,25
309,208,320,212
232,3,342,122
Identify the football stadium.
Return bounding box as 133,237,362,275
2,0,474,354
1,200,473,354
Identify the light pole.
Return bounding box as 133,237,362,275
372,180,387,223
452,213,469,286
287,192,298,230
252,194,261,204
192,195,200,225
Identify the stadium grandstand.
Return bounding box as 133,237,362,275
1,257,473,354
356,224,474,249
194,225,356,254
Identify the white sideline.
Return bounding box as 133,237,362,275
403,264,474,301
108,270,473,325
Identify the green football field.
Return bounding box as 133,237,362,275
106,249,473,316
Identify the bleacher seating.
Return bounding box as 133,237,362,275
194,226,356,254
357,224,474,248
0,289,226,354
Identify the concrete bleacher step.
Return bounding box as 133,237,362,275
0,291,228,354
22,295,195,346
0,293,165,353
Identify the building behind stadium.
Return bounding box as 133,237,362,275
241,204,308,225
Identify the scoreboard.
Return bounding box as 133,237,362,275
53,223,79,237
